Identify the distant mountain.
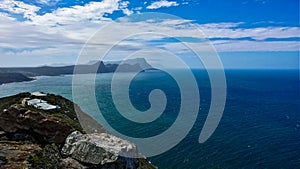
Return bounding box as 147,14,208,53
88,58,151,70
0,73,33,85
48,63,74,67
121,58,152,69
0,58,153,84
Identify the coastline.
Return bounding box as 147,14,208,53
0,92,157,168
0,73,35,85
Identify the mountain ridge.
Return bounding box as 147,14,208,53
0,58,152,85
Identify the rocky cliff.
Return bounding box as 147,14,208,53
0,93,156,169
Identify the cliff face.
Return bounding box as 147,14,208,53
0,93,156,169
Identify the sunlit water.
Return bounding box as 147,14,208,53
0,69,299,168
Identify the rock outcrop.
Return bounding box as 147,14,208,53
62,131,139,168
0,141,42,169
61,157,87,169
0,93,157,169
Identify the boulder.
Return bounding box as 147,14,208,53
62,131,139,168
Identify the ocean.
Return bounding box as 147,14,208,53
0,69,299,168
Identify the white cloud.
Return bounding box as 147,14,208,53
30,0,120,25
0,15,81,51
122,8,133,15
119,1,133,15
212,40,299,52
0,0,40,19
0,12,16,20
0,1,299,67
20,0,133,41
0,0,132,55
37,0,60,6
146,0,179,9
0,0,136,67
198,23,300,40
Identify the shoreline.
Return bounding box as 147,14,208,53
0,92,157,168
0,73,35,85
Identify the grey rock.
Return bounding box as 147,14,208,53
61,157,87,169
62,131,139,168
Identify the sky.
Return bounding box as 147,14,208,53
0,0,299,69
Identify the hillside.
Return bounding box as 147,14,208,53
0,92,156,169
0,73,33,85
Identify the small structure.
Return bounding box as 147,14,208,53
24,98,59,111
31,91,47,97
34,102,57,110
27,99,46,106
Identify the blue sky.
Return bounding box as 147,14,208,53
0,0,299,69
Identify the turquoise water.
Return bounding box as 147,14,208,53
0,70,299,168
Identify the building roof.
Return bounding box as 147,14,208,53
35,102,57,110
31,92,47,97
27,99,46,105
26,98,59,111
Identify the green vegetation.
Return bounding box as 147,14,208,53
43,94,78,120
51,113,83,132
0,92,83,132
0,92,30,110
28,144,62,169
41,94,83,132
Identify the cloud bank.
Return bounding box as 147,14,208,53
0,0,299,67
146,0,179,9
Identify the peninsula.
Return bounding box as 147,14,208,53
0,58,152,85
0,92,156,169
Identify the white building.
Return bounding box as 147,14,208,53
31,92,47,97
27,99,46,106
25,98,59,111
34,102,57,110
